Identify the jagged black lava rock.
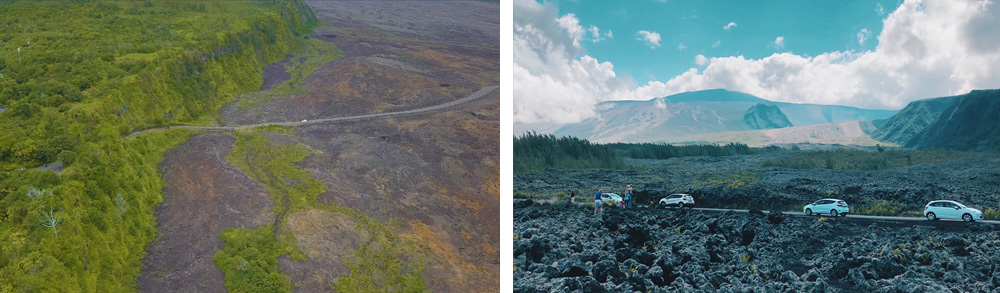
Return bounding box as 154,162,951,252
514,203,1000,291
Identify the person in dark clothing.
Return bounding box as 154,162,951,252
624,184,634,209
569,190,576,204
594,189,604,215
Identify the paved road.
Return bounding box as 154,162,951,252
126,85,499,138
689,207,1000,225
538,199,1000,225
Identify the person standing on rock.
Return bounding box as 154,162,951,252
623,184,633,209
594,189,604,215
569,190,575,205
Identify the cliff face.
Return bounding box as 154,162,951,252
744,103,792,130
870,95,956,145
905,90,1000,151
871,89,1000,151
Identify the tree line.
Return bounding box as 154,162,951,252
514,132,776,173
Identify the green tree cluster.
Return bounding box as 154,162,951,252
0,0,319,291
513,132,625,173
606,141,776,159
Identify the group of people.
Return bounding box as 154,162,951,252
568,184,635,215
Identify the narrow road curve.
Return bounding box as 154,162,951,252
126,85,499,138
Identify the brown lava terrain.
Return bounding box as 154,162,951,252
141,1,498,292
138,133,274,292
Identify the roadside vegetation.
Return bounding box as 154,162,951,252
0,0,317,291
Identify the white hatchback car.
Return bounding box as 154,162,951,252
659,193,695,208
601,193,623,206
924,200,983,222
803,198,849,217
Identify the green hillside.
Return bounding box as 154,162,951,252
906,89,1000,151
870,95,956,145
0,1,317,291
871,89,1000,152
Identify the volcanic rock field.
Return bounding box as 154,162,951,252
514,202,1000,292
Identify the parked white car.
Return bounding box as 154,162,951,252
924,200,983,222
803,198,849,217
601,193,623,206
659,193,695,208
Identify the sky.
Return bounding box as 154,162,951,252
513,0,1000,126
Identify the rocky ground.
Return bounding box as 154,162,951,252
515,153,1000,213
138,133,274,292
514,202,1000,292
141,1,498,292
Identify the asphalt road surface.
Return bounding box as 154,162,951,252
689,207,1000,225
125,85,499,138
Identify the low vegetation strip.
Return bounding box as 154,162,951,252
760,148,975,171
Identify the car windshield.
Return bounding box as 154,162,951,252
956,203,966,209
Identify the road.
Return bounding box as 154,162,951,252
534,199,1000,225
688,207,1000,225
125,85,499,138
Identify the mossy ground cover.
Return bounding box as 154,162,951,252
0,0,317,291
223,130,427,292
236,37,342,111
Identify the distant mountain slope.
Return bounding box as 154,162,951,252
744,103,792,129
870,95,957,145
903,90,1000,151
663,120,885,147
549,89,897,143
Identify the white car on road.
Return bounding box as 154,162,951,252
924,200,983,222
601,193,623,206
659,193,695,208
803,198,849,217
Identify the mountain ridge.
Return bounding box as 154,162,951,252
547,89,897,143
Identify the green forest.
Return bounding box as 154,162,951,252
0,0,318,291
513,132,773,173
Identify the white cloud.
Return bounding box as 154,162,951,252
773,36,784,49
514,0,1000,126
876,3,885,15
723,22,737,30
695,54,708,66
677,43,686,50
712,40,722,48
556,13,585,48
857,28,871,46
513,0,633,125
606,30,614,38
588,26,604,42
637,30,661,48
631,0,1000,109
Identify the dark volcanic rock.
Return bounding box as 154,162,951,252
514,204,1000,291
767,210,786,224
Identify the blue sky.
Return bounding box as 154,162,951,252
513,0,1000,127
561,0,899,84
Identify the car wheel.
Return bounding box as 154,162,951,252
659,202,666,209
678,203,684,209
926,212,936,221
805,209,813,216
963,213,973,222
830,210,838,217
